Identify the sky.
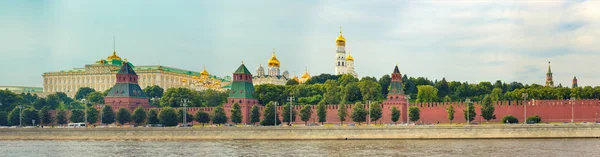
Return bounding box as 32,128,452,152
1,0,599,87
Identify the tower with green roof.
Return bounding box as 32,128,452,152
383,64,408,123
224,62,259,124
104,61,150,110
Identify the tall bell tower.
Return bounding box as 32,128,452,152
334,26,347,75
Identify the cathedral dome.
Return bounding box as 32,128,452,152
200,66,209,76
257,64,264,71
292,76,300,83
282,70,289,78
346,54,354,61
107,51,122,60
268,52,280,67
301,71,311,79
336,27,346,46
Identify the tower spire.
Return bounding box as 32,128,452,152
340,26,342,34
113,36,116,53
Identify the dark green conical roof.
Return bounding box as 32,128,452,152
118,61,137,75
234,63,251,74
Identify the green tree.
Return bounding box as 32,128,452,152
8,107,21,126
416,85,438,103
32,98,47,110
369,103,382,124
351,102,367,125
323,80,342,104
317,101,327,125
254,84,286,105
490,88,503,102
409,106,420,123
39,106,53,126
194,110,211,126
70,109,84,123
358,79,383,102
158,107,178,126
56,110,68,125
86,107,99,124
250,104,261,125
337,103,347,125
231,103,242,125
300,105,312,125
86,92,105,104
143,85,164,99
22,108,39,126
177,109,193,123
436,78,450,97
45,94,62,109
443,96,452,102
464,101,476,123
391,106,400,124
446,104,455,124
197,89,229,107
502,115,518,124
282,103,297,125
379,74,392,97
260,102,281,126
211,106,227,125
304,74,339,84
74,87,96,100
132,106,147,125
101,105,116,125
342,82,362,104
338,74,358,87
116,108,131,125
480,95,496,122
286,79,299,86
160,88,195,107
0,111,8,126
147,109,160,124
526,115,541,124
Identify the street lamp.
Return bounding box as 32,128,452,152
406,95,410,124
81,99,88,126
466,99,471,125
181,99,188,127
18,105,23,127
287,97,295,126
368,100,371,126
96,104,104,125
570,97,575,124
274,101,278,126
522,93,528,125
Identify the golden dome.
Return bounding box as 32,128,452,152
107,51,122,60
336,26,346,46
268,51,280,67
292,76,300,82
301,71,311,79
346,55,354,61
200,66,209,76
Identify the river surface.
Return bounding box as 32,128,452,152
1,139,599,157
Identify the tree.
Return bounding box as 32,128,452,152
480,95,496,122
101,105,116,125
158,107,178,126
342,82,362,104
177,109,193,123
116,108,131,126
197,89,229,107
436,78,450,97
22,108,39,126
446,104,455,124
526,115,541,124
323,80,342,104
358,79,383,102
369,103,382,124
70,110,84,123
56,110,68,125
286,79,299,86
194,110,211,126
260,102,281,126
464,101,476,123
250,105,261,125
317,101,327,125
391,106,400,124
502,115,518,124
39,106,53,126
409,106,420,123
143,85,164,99
86,92,105,104
351,102,367,125
74,87,96,100
231,103,242,125
379,74,392,97
282,102,297,125
8,107,20,126
300,105,312,125
147,109,160,124
0,111,8,126
337,103,347,125
443,96,452,102
490,88,503,102
132,106,147,126
212,106,227,125
160,88,195,107
86,107,99,124
32,98,47,110
416,85,438,102
304,74,339,84
338,74,358,87
254,84,286,105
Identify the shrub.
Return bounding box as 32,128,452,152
502,115,518,124
526,115,541,124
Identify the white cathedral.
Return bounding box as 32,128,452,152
253,51,290,86
334,27,357,78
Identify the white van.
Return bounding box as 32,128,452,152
67,123,87,128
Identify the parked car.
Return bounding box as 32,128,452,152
145,124,164,127
224,124,234,127
67,123,86,128
177,124,192,127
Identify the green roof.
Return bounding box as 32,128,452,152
118,62,137,75
234,64,251,74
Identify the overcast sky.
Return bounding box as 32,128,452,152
1,0,599,87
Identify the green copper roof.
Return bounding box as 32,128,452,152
229,80,255,98
106,83,148,98
118,62,137,75
234,64,251,74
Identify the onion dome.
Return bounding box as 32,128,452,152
268,51,280,67
256,64,264,71
301,71,310,79
200,66,209,76
292,76,300,83
282,70,289,78
346,54,354,61
107,51,122,60
336,26,346,46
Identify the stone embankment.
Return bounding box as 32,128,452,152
1,125,599,140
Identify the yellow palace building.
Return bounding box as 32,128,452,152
42,51,231,98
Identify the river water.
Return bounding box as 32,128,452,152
1,139,599,157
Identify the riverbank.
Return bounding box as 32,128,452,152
1,125,599,140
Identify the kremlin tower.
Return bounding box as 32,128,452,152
572,76,578,88
546,61,554,87
225,62,259,124
104,60,150,110
382,64,408,123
